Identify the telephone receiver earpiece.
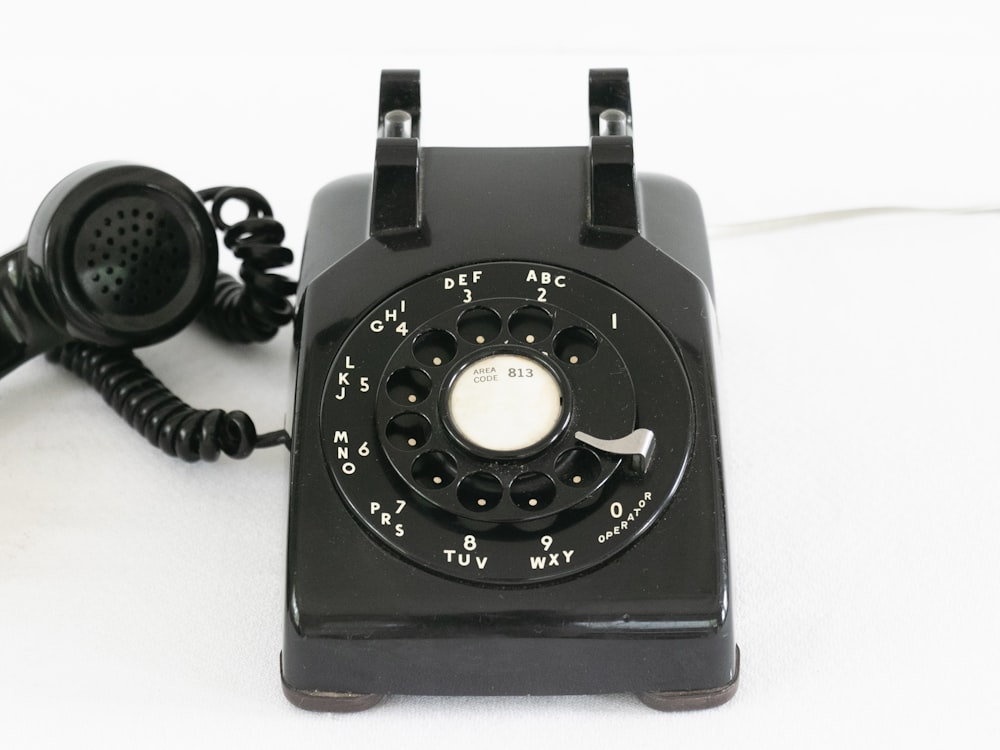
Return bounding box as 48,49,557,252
0,163,218,379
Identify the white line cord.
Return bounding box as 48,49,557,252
709,205,1000,240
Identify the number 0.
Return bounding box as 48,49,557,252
610,502,623,519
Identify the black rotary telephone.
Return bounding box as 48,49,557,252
0,69,738,711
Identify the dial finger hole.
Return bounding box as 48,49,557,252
386,367,432,406
554,326,598,365
510,472,557,512
413,329,457,367
386,413,432,451
412,451,457,489
457,307,502,345
508,305,553,344
457,472,503,512
554,448,601,487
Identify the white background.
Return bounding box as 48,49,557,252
2,1,999,747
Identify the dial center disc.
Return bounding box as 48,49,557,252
445,352,565,455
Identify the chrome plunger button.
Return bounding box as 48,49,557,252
446,353,566,455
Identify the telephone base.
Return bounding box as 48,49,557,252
285,71,738,713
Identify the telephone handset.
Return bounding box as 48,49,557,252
283,70,738,710
0,166,296,459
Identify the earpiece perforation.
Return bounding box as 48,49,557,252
73,195,190,316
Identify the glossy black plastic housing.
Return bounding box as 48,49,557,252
284,145,736,705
